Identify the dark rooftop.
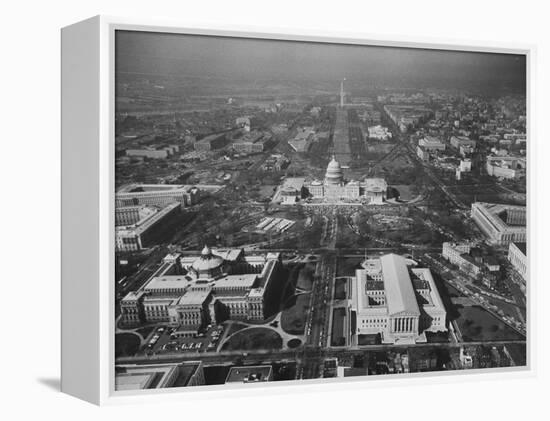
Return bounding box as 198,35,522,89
412,278,430,290
366,280,384,291
173,362,202,387
513,242,527,256
225,365,272,383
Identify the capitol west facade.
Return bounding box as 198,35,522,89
280,156,388,205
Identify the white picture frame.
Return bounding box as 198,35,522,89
61,15,535,405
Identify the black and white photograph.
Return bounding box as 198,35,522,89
5,0,550,418
113,30,528,391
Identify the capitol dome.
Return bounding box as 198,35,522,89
325,155,344,185
192,245,224,278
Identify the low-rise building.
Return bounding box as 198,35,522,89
419,136,445,151
460,159,472,172
416,145,430,161
115,202,181,252
367,125,392,140
194,133,229,151
225,365,273,383
115,362,204,391
116,184,200,208
261,154,289,171
277,177,305,205
486,156,526,179
450,136,476,150
471,202,526,245
126,147,172,159
508,242,527,281
442,242,483,276
119,291,145,326
232,132,273,154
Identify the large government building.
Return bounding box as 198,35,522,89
279,156,387,205
115,202,182,252
115,362,205,391
351,254,447,344
471,202,526,245
120,247,283,335
116,184,201,208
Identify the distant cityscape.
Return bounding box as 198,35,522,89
113,31,527,392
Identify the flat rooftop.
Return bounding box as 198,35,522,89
213,274,257,289
144,275,193,291
282,177,306,191
115,364,178,390
117,183,187,193
513,242,527,255
380,254,420,316
364,178,387,192
225,365,272,383
176,289,211,306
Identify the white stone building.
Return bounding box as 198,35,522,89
508,242,527,281
471,202,526,245
120,247,282,332
305,156,387,204
351,254,447,345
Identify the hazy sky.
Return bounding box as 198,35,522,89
116,30,526,93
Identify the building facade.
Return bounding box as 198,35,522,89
351,254,447,345
419,136,445,151
471,202,526,245
116,184,200,208
194,133,228,151
486,156,526,179
115,202,181,252
450,136,476,150
115,362,204,391
305,156,387,204
508,242,527,281
442,242,482,276
120,247,282,332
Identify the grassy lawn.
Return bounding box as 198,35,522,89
334,278,348,300
115,333,141,358
135,326,155,339
221,327,283,351
455,306,525,342
425,331,451,343
296,263,316,291
505,343,527,366
257,184,277,199
330,308,347,347
336,256,364,277
392,184,415,201
223,321,249,338
281,293,310,335
287,338,302,349
358,334,381,346
335,215,370,249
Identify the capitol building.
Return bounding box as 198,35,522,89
306,156,388,204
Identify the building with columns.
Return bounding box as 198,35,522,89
304,156,387,204
351,254,447,344
119,247,283,333
471,202,526,246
